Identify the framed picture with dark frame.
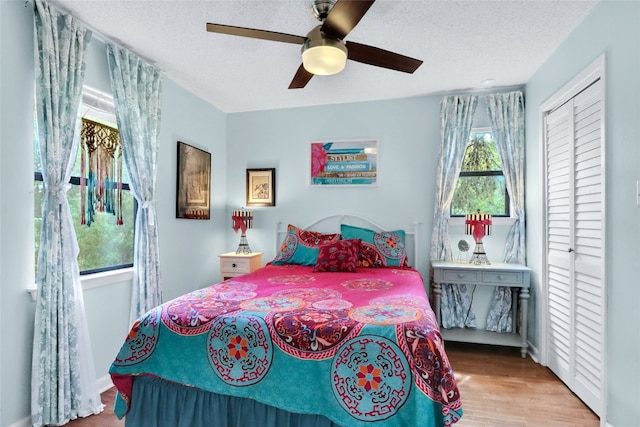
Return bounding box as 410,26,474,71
176,141,211,219
246,168,276,207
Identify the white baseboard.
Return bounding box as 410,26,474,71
96,374,114,394
527,340,541,364
7,375,114,427
7,415,30,427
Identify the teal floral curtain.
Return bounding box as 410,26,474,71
107,43,163,325
484,91,526,332
430,95,478,329
31,1,103,425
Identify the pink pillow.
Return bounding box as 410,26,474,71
313,239,361,273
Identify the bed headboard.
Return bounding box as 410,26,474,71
275,214,420,267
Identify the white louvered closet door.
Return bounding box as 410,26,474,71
544,78,604,417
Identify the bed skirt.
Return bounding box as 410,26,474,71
124,376,343,427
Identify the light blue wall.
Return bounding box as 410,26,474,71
227,97,440,277
525,1,640,425
226,96,507,273
0,1,228,425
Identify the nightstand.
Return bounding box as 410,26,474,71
218,252,263,281
431,261,531,358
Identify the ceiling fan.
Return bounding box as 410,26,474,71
206,0,423,89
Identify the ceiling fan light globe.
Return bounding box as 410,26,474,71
302,39,347,76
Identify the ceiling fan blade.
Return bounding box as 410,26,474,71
321,0,375,39
288,64,314,89
345,41,423,73
206,23,306,45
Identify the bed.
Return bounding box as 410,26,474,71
109,215,462,427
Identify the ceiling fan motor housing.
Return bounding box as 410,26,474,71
312,0,337,21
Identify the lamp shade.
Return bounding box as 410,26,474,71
465,212,492,243
232,209,253,234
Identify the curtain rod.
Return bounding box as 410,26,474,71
430,84,525,97
27,0,161,69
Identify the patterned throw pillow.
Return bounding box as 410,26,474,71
340,224,409,268
272,224,340,266
313,239,361,272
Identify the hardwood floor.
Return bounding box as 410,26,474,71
67,342,598,427
65,387,123,427
446,342,598,427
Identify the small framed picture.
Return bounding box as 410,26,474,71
176,141,211,219
246,168,276,207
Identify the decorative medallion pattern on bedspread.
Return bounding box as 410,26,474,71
207,314,273,386
161,286,246,335
272,286,341,302
349,304,422,325
113,307,161,366
342,278,394,291
268,274,317,285
240,295,307,312
109,264,463,427
267,307,364,360
397,314,462,420
331,335,411,422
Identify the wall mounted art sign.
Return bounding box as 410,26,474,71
176,141,211,219
310,139,378,186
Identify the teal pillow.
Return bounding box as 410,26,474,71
340,224,408,268
273,224,340,266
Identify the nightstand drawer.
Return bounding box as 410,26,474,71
482,271,522,285
219,252,263,281
221,258,251,273
441,269,480,283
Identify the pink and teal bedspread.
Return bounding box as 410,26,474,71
110,264,463,427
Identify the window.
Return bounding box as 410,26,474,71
34,86,135,275
450,129,510,217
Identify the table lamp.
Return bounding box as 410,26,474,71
465,210,492,265
232,208,253,254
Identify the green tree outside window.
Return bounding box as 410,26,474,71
451,131,510,216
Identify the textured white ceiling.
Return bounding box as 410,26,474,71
51,0,598,113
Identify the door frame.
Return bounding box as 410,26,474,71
538,53,607,423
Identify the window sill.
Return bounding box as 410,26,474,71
27,267,134,301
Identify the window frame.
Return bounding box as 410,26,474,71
33,85,135,276
450,127,511,218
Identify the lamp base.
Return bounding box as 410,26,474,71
236,234,252,254
469,241,490,265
